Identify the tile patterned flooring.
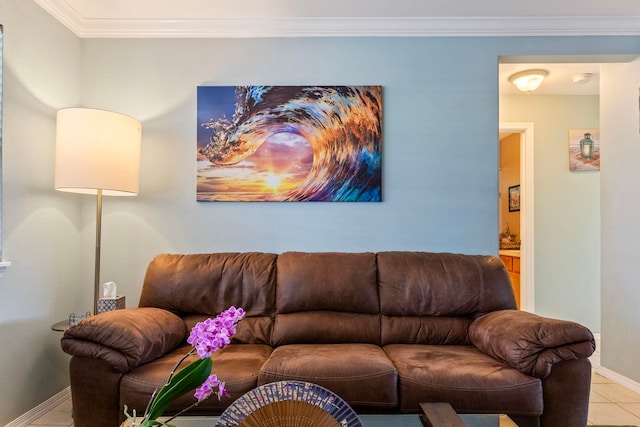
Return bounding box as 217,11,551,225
24,345,640,426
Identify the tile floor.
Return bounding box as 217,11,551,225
24,344,640,426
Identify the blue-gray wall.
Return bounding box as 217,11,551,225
0,0,82,422
1,0,639,422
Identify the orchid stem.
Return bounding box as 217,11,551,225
143,348,197,418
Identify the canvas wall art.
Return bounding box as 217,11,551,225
197,86,383,202
569,129,600,171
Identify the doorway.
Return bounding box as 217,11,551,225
499,123,534,312
499,57,608,326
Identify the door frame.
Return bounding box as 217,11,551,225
499,122,534,312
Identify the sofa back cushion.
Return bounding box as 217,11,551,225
272,252,380,346
378,252,516,345
139,253,277,344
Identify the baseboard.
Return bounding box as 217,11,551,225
4,387,71,427
591,333,640,394
595,366,640,395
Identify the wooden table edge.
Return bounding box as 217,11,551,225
419,402,467,427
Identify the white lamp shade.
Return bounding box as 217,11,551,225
508,69,548,93
55,108,141,196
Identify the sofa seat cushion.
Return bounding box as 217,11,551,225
120,343,273,414
259,344,398,409
384,344,543,416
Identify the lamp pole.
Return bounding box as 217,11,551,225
94,189,103,315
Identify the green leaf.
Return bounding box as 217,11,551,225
146,358,212,421
141,421,176,427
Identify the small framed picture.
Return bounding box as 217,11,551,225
508,185,520,212
569,129,600,171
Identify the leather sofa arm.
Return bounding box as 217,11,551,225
469,310,595,378
61,307,187,373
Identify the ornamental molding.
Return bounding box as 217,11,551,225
33,1,640,38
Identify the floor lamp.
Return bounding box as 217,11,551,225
55,108,141,315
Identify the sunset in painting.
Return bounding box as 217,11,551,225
197,86,382,202
197,132,313,201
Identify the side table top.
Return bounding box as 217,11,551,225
51,311,92,331
51,319,71,332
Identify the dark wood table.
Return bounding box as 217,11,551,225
419,402,518,427
420,402,466,427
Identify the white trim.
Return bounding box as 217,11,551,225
595,366,640,395
500,123,535,313
4,387,71,427
31,2,640,39
590,334,640,395
72,17,640,39
34,0,85,36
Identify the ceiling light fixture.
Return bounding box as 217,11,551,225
508,69,548,93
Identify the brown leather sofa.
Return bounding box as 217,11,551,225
61,252,595,427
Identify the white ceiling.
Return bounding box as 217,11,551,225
33,0,640,95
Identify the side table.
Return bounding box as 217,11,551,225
51,312,92,332
51,319,71,332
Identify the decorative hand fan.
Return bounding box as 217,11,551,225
216,381,363,427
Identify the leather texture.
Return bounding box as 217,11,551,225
273,252,380,345
468,309,596,378
120,344,273,415
61,307,186,372
139,252,277,344
259,343,398,408
540,358,592,427
385,344,543,414
69,357,124,426
377,252,516,317
61,251,595,427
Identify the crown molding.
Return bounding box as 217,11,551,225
34,1,640,38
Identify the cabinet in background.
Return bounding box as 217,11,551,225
499,254,520,309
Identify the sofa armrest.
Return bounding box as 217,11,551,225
469,310,595,378
61,307,187,373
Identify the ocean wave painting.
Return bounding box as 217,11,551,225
197,86,382,202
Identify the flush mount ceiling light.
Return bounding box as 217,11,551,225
509,69,548,93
